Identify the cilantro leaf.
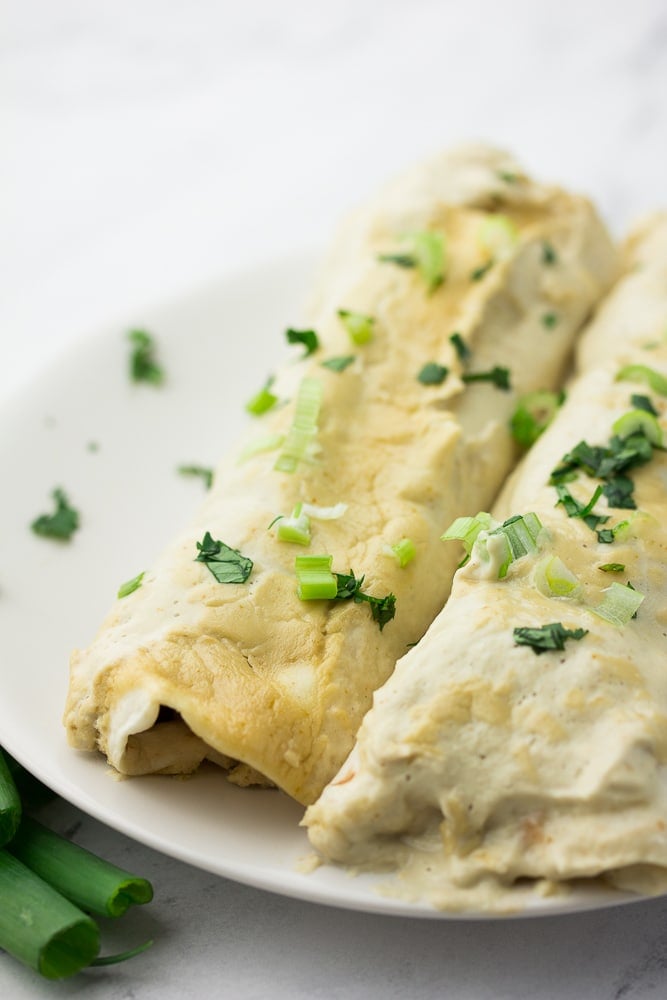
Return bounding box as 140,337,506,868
542,312,559,330
195,532,253,584
470,260,494,282
128,329,164,385
449,332,470,362
417,362,449,386
31,488,80,541
554,483,609,530
462,366,511,391
332,569,396,632
542,242,558,266
285,328,319,357
631,393,658,416
513,622,588,655
321,355,355,373
602,475,636,510
178,465,214,490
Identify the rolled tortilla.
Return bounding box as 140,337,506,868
64,145,616,805
305,214,667,906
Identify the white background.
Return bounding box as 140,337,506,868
3,1,667,996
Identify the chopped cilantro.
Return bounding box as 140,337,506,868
286,328,319,357
602,475,636,510
470,260,494,282
449,332,470,362
321,355,356,373
496,170,518,184
631,393,658,416
333,569,396,631
596,528,614,544
178,465,214,490
541,312,559,330
195,532,253,584
462,366,511,391
31,488,80,541
513,622,588,655
510,390,564,447
417,362,449,386
599,563,625,573
377,253,416,269
554,483,609,530
117,571,145,598
378,231,446,292
542,242,558,266
128,330,164,385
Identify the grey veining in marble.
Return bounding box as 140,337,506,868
3,1,667,997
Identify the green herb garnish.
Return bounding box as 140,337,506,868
195,532,253,584
554,483,608,530
513,622,588,655
542,312,558,330
615,364,667,397
462,366,511,390
378,231,446,292
449,332,470,362
31,489,80,541
599,563,625,573
631,393,658,416
177,465,214,490
321,355,356,373
602,475,636,510
542,242,557,265
286,328,319,357
510,390,564,447
417,362,449,386
127,330,164,385
337,310,374,345
246,377,278,416
117,572,145,599
333,569,396,631
470,260,494,282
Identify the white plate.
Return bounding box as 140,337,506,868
0,252,642,919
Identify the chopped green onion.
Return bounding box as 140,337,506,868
117,572,145,599
599,563,625,573
274,377,323,473
195,532,253,584
337,310,375,345
31,488,80,541
417,362,449,385
378,231,446,292
177,464,214,489
9,817,153,919
542,242,558,265
0,749,21,847
462,366,511,390
478,214,518,259
616,364,667,397
237,433,284,463
470,260,494,282
301,502,348,520
245,379,278,415
510,390,564,447
449,332,470,362
274,504,311,546
0,850,100,979
630,393,658,416
534,555,581,598
321,355,356,373
127,329,164,386
285,328,319,357
383,537,417,568
487,512,544,579
295,554,337,600
513,622,588,655
589,581,644,627
542,311,559,329
612,408,663,447
441,512,494,567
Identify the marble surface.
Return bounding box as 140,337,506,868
3,0,667,995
